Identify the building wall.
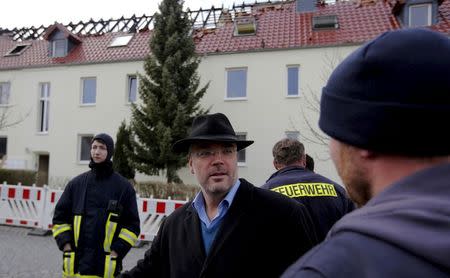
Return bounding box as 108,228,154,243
0,44,358,187
0,62,141,186
196,45,358,185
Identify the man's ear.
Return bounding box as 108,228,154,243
273,160,280,170
188,156,195,174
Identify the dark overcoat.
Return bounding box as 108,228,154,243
121,179,318,278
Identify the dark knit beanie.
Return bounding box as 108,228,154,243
92,133,115,161
319,28,450,156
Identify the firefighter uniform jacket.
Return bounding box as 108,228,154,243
52,168,140,278
262,166,355,241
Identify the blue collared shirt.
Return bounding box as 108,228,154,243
192,179,241,255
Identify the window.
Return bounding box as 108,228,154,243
236,133,247,164
312,15,339,30
0,137,7,158
409,4,432,27
226,68,247,99
52,39,67,57
81,77,96,104
287,66,300,96
128,75,137,103
285,131,300,140
0,82,11,105
4,44,31,56
79,135,93,162
39,83,50,133
234,16,256,35
110,35,134,47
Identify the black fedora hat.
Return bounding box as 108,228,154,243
173,113,254,153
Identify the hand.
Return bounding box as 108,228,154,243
63,243,72,252
110,250,118,258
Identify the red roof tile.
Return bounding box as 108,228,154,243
0,0,449,70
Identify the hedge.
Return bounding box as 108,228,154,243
134,181,199,200
0,169,37,186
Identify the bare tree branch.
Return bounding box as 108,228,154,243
290,50,344,161
0,105,31,130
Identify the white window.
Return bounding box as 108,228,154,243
110,34,134,47
285,131,300,140
409,4,432,27
81,77,96,105
128,75,138,103
226,68,247,99
39,83,50,133
287,65,300,97
0,82,11,105
79,135,94,162
236,133,247,164
52,39,67,57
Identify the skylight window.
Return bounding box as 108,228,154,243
4,44,31,56
109,35,134,47
234,16,256,36
312,15,339,30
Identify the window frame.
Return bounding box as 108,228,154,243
80,77,97,106
4,44,31,56
225,67,248,100
127,75,138,103
51,39,68,57
286,65,300,97
409,3,432,27
38,82,50,134
78,134,94,163
109,34,134,47
0,82,11,106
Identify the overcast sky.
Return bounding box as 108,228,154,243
1,0,256,29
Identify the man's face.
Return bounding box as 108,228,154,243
91,140,108,163
330,138,371,206
189,142,238,197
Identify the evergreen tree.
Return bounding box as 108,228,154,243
130,0,208,183
113,120,136,180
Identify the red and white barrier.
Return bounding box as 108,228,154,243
40,188,64,231
138,198,186,241
0,182,44,228
0,182,188,243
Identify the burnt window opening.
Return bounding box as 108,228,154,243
4,44,31,56
312,15,339,30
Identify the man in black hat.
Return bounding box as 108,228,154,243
121,113,318,278
53,133,140,278
282,28,450,277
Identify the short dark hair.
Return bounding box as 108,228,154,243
305,154,314,172
272,138,305,166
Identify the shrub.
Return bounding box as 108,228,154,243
135,181,199,200
0,169,37,186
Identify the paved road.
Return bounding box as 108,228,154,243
0,225,149,277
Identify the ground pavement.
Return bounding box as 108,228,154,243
0,225,149,277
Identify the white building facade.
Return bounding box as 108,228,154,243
1,0,448,187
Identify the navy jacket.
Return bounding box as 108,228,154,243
53,167,140,276
282,163,450,278
120,179,319,278
262,166,354,241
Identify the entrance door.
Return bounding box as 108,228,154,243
37,154,49,187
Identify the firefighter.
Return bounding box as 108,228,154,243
52,133,140,278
